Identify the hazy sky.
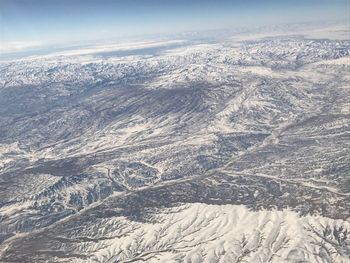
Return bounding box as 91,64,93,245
1,0,349,52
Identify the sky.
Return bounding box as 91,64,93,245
0,0,349,53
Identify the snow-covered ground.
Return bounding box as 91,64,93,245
0,24,349,262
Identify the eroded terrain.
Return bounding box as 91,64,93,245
0,27,349,262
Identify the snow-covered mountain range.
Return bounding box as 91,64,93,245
0,25,349,262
